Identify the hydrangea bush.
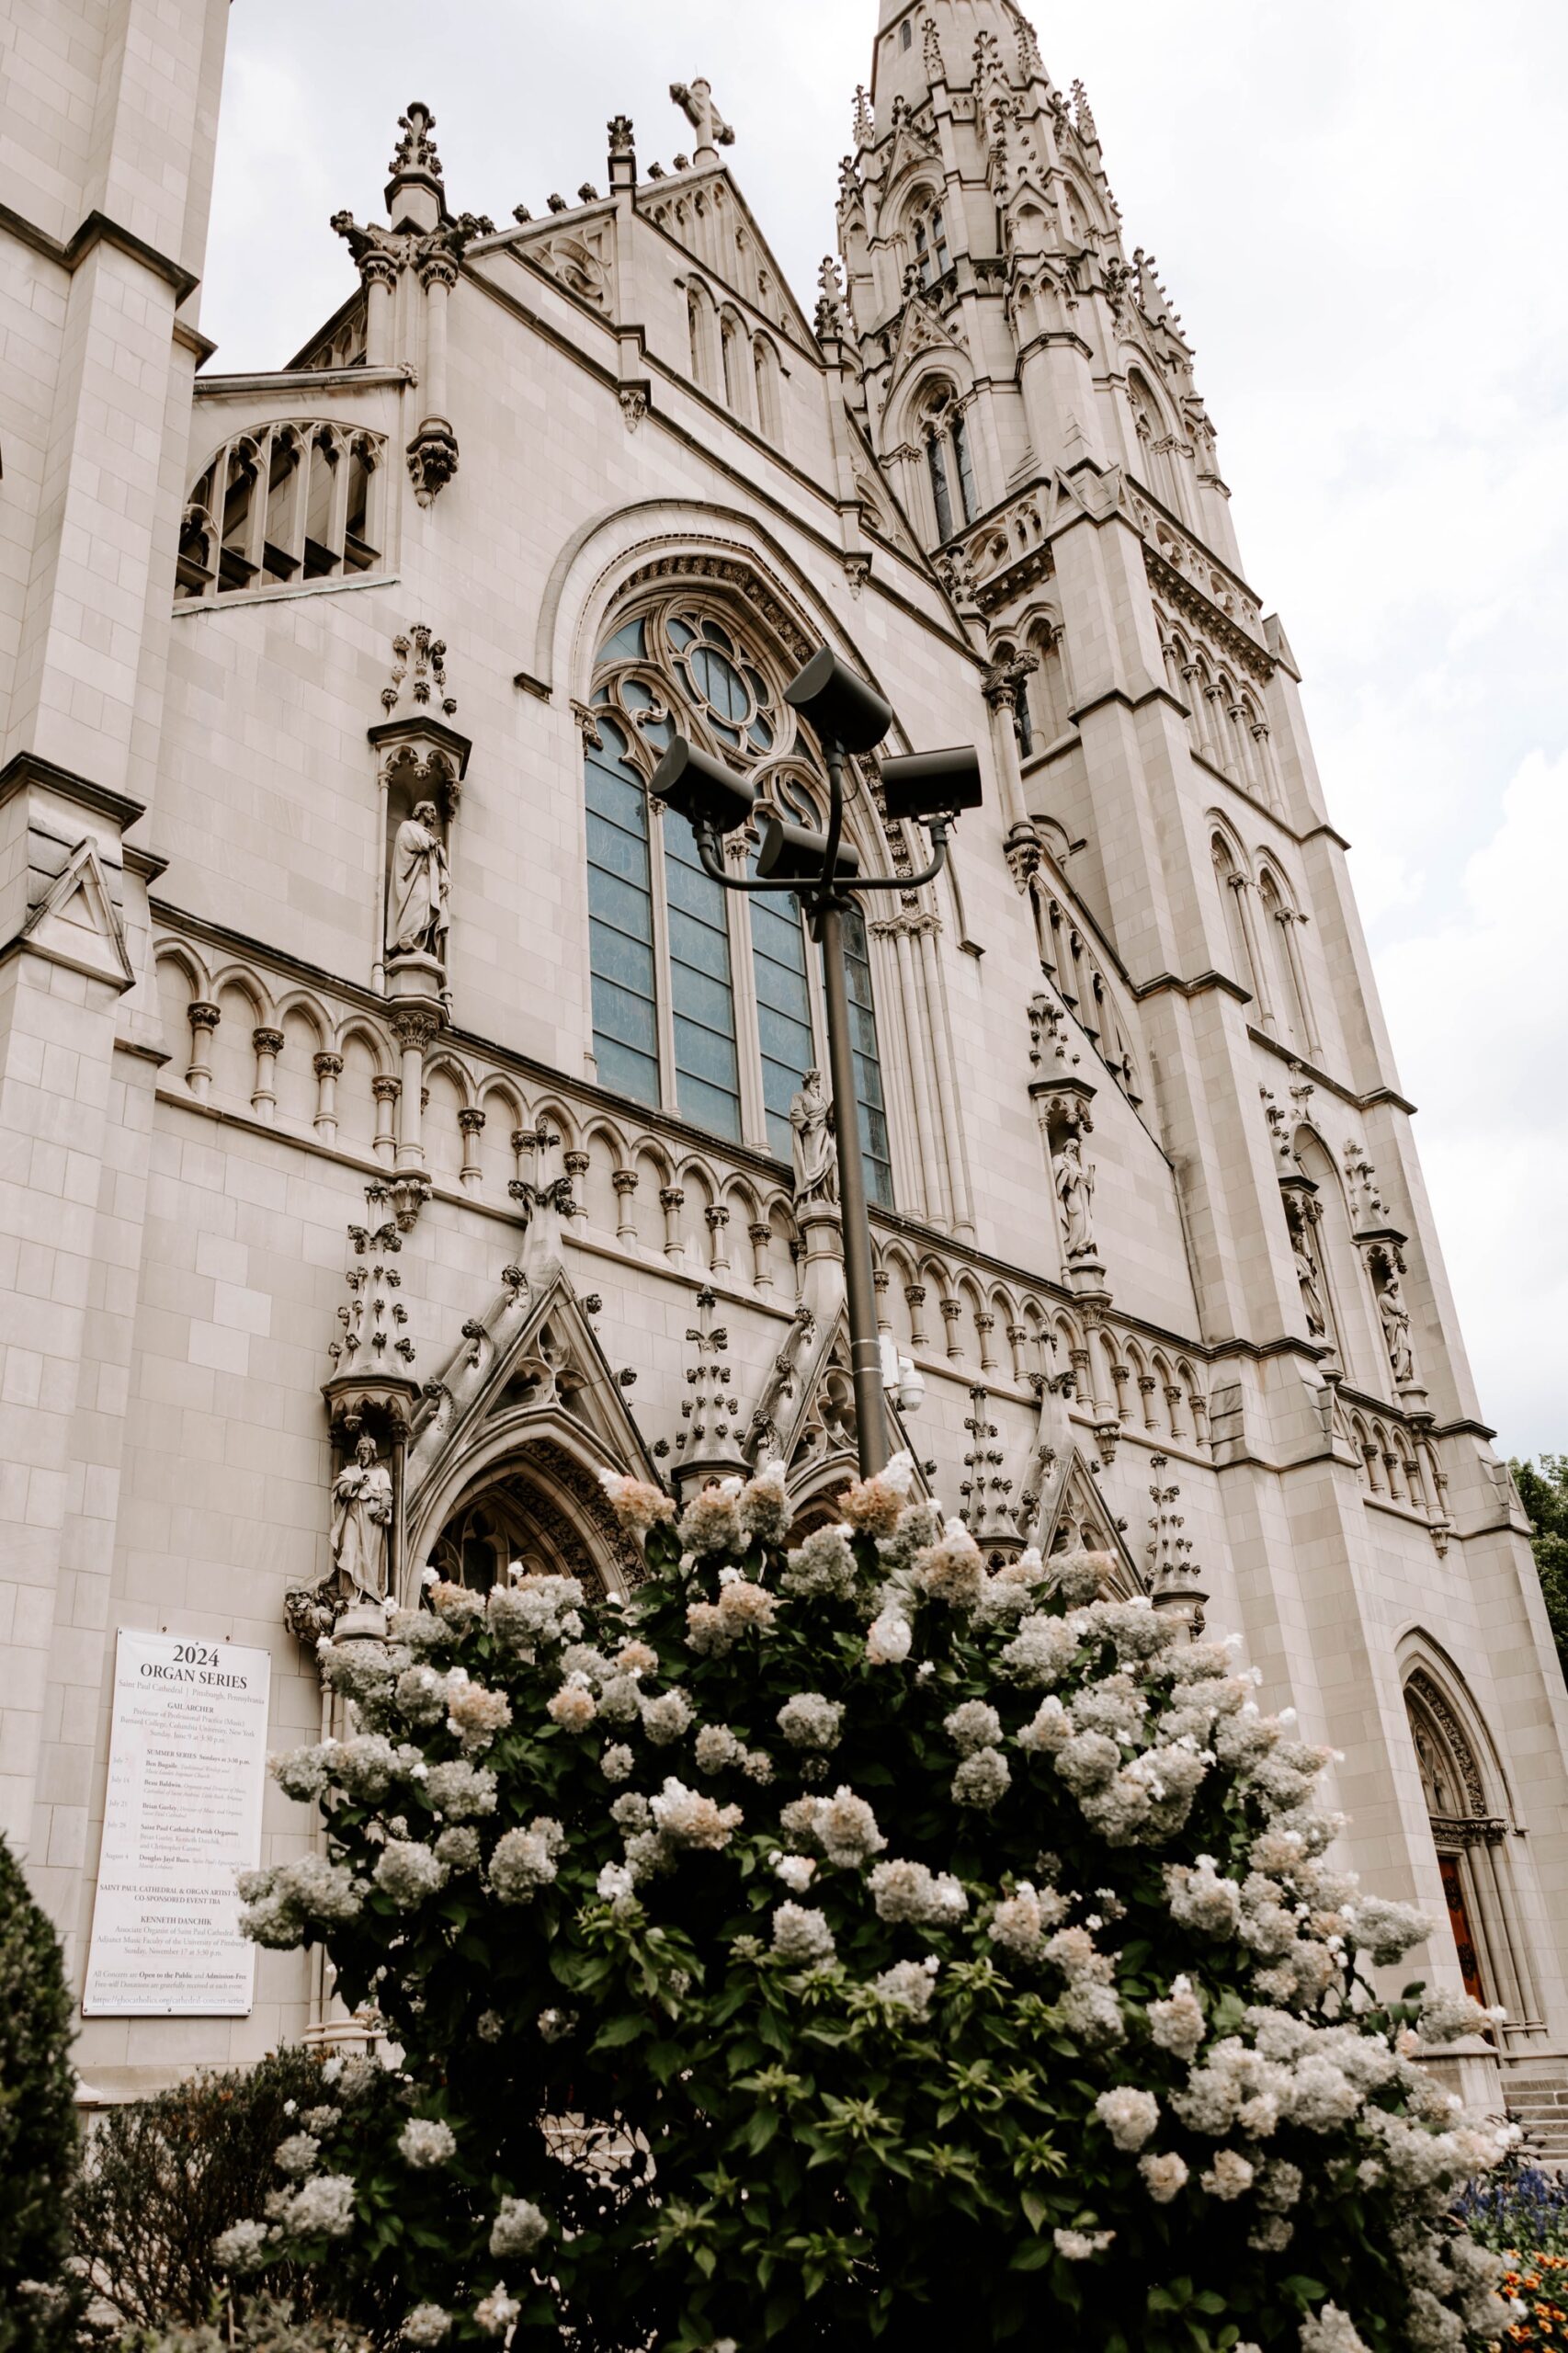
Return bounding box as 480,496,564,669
229,1458,1517,2351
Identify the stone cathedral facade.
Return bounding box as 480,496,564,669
4,0,1566,2122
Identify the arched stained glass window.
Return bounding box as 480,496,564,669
585,597,894,1205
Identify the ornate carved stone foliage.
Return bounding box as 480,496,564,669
1405,1668,1495,1831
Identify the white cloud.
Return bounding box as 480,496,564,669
1376,750,1568,1457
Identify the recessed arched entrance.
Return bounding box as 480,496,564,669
407,1417,647,1606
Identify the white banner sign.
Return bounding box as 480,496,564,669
83,1629,272,2017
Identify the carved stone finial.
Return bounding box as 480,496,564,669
814,254,847,344
852,85,875,146
389,101,442,187
1145,1453,1206,1633
1071,77,1098,143
608,114,635,157
922,17,945,79
669,77,734,161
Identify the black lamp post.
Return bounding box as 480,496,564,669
651,647,982,1479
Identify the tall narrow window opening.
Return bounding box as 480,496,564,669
586,718,659,1107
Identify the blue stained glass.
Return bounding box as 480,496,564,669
585,731,657,1108
837,904,893,1208
665,812,741,1138
597,617,646,664
751,881,814,1165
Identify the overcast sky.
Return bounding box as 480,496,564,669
203,1,1568,1461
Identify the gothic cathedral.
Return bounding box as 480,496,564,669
3,0,1565,2133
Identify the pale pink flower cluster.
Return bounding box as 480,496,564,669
1165,1855,1244,1937
614,1638,659,1676
445,1675,513,1754
597,1470,676,1532
1139,2151,1189,2203
913,1518,985,1608
987,1881,1065,1961
694,1722,772,1779
650,1776,744,1851
676,1478,744,1554
772,1852,816,1893
1147,1975,1207,2062
839,1450,916,1537
686,1576,777,1655
789,1785,886,1869
1201,2148,1255,2200
473,2286,521,2337
546,1675,598,1733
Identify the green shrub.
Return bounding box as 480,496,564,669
131,2297,373,2353
73,2047,334,2331
225,1461,1519,2350
0,1832,84,2353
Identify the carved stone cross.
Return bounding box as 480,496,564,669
669,77,735,162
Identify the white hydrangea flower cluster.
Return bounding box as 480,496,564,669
775,1692,844,1751
443,1670,512,1753
597,1470,676,1533
274,2173,357,2238
546,1671,598,1732
736,1458,791,1547
236,1853,363,1947
677,1477,744,1556
868,1858,969,1927
986,1880,1068,1961
402,2301,451,2345
780,1523,858,1599
771,1901,835,1967
274,2131,321,2178
373,1837,449,1910
423,1759,497,1818
871,1956,940,2016
488,1816,564,1904
489,2195,550,2259
912,1518,986,1608
212,2217,273,2273
782,1786,886,1869
641,1688,694,1746
473,2284,522,2337
694,1722,773,1780
486,1571,587,1657
397,2117,456,2169
838,1450,917,1539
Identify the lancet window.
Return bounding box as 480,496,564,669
177,421,387,602
585,598,893,1203
913,201,950,290
921,384,977,540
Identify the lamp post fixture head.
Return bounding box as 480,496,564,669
755,813,862,885
648,737,756,835
878,745,983,822
784,646,892,756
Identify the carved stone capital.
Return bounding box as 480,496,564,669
252,1026,285,1057
390,1007,440,1054
612,1168,639,1196
457,1106,486,1136
187,1000,221,1032
371,1074,403,1104
313,1051,345,1079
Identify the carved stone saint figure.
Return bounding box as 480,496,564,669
1054,1134,1096,1259
330,1432,393,1600
1292,1233,1327,1337
387,799,450,959
790,1070,837,1207
1379,1273,1415,1386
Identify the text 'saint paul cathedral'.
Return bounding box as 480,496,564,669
4,0,1566,2131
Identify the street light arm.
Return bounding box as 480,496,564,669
691,820,951,899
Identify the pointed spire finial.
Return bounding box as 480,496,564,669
815,254,847,344
1017,16,1044,80
922,17,945,80
853,84,875,145
1071,77,1098,144
389,101,442,188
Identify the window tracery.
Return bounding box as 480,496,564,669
920,382,977,540
585,597,893,1203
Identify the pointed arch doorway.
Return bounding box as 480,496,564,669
416,1432,645,1604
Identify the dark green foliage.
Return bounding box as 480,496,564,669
0,1833,84,2353
130,2298,373,2353
72,2047,335,2331
1513,1456,1568,1688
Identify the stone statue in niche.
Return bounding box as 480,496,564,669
387,799,450,961
790,1071,837,1207
1292,1235,1327,1338
329,1431,393,1600
1054,1133,1096,1260
1379,1269,1415,1387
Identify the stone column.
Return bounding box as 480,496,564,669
312,1051,343,1142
